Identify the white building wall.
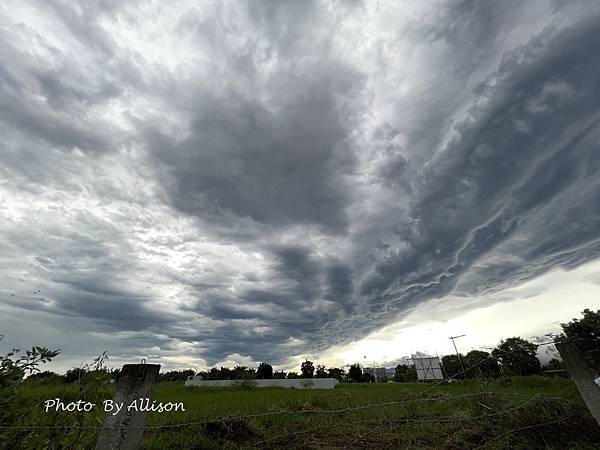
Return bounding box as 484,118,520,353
184,377,338,389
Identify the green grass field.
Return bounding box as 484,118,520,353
4,377,600,449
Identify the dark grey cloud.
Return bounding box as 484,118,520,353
356,13,600,321
147,66,358,232
325,263,354,305
2,0,600,369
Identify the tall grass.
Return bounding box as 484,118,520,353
1,377,598,449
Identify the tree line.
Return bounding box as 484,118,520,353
152,309,599,383
11,308,600,385
151,335,562,384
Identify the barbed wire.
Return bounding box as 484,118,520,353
243,393,548,448
0,390,551,431
1,334,592,450
474,413,576,449
0,342,577,433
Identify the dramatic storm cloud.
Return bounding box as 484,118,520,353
1,0,600,370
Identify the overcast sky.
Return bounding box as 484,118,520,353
1,0,600,373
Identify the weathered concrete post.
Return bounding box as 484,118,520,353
96,363,160,450
556,340,600,425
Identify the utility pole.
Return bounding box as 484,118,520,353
556,339,600,426
449,335,466,377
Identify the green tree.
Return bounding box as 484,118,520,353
542,358,568,377
273,370,287,379
315,364,328,378
327,367,346,381
300,360,315,378
442,354,465,379
287,371,299,379
361,372,375,383
464,350,500,378
24,370,65,385
393,364,417,382
230,365,255,380
348,363,362,382
219,367,232,380
559,309,600,341
65,367,87,384
256,362,273,379
206,367,221,380
492,337,541,376
158,369,195,382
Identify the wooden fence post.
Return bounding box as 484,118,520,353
556,340,600,425
96,363,160,450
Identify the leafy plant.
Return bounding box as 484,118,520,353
0,345,60,447
0,344,116,449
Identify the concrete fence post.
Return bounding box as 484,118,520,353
96,363,160,450
556,340,600,425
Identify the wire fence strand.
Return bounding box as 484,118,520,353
242,393,549,448
0,348,573,432
0,390,551,431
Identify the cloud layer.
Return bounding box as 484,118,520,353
1,0,600,368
